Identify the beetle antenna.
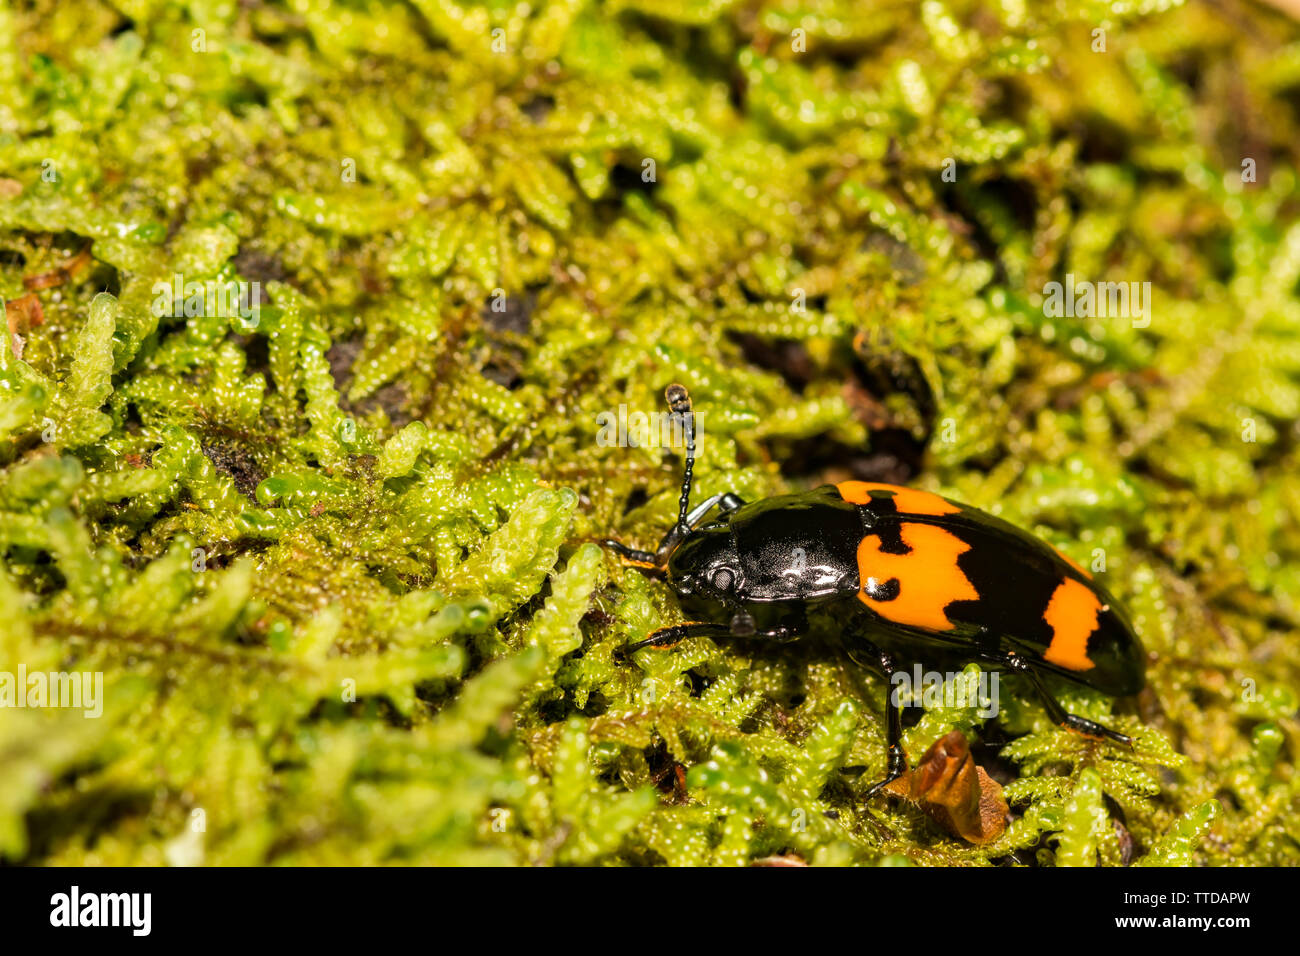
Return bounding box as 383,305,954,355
666,383,695,532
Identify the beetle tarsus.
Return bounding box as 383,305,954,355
1057,717,1133,747
864,741,910,798
863,763,908,800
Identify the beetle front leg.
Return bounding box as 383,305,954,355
650,492,750,565
984,651,1133,746
620,622,727,654
620,617,800,656
715,492,745,516
604,492,749,573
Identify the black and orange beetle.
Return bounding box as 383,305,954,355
604,384,1145,795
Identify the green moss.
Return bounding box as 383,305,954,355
1,0,1299,865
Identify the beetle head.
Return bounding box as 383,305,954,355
668,528,772,637
666,526,743,602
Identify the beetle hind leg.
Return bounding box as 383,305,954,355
1032,679,1133,745
1054,710,1133,746
989,651,1133,746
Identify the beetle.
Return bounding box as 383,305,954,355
604,384,1145,795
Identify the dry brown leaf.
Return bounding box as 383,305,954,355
883,729,1009,845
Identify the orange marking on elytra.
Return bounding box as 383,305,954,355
836,480,960,517
854,523,978,632
1042,578,1101,671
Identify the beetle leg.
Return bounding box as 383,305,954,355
620,622,728,654
855,641,909,798
683,493,727,528
717,492,746,515
985,651,1133,746
621,618,799,655
605,493,750,573
651,492,750,564
726,609,799,640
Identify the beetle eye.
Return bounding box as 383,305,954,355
710,568,735,592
